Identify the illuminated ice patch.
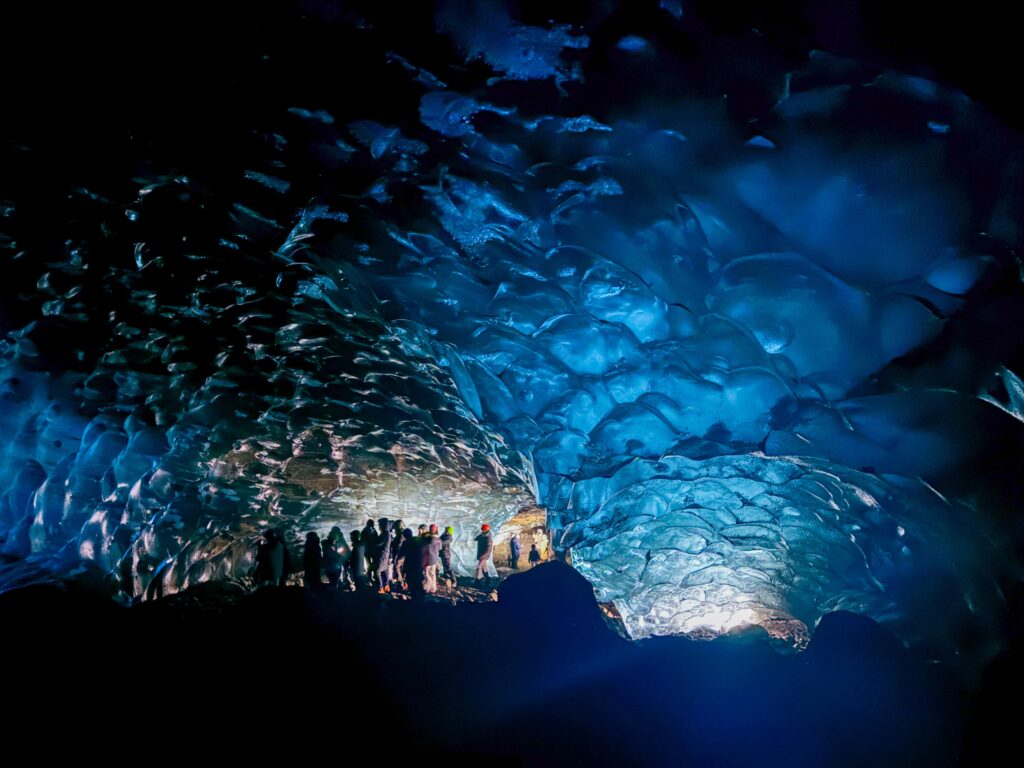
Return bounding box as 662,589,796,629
568,454,963,641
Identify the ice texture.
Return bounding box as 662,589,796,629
0,183,534,597
569,454,986,642
2,0,1023,654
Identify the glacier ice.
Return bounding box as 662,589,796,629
568,453,988,643
0,199,535,597
2,0,1024,660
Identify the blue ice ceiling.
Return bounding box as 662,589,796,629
2,0,1023,654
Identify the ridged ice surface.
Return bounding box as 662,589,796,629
2,2,1023,651
571,454,977,640
0,196,533,595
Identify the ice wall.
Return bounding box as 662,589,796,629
0,184,534,596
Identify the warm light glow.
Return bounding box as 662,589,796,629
685,607,760,634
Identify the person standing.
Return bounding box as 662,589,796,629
509,532,522,570
393,523,409,589
347,530,368,590
322,533,344,589
401,527,426,600
390,520,404,585
361,519,379,582
440,526,457,589
376,517,392,592
425,524,442,594
253,529,284,587
474,524,494,586
304,531,323,588
528,543,542,567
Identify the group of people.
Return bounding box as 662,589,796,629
339,518,462,599
255,521,544,598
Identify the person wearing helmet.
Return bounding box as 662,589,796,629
425,523,442,593
440,525,457,589
474,523,494,586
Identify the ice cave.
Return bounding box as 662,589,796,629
2,1,1023,764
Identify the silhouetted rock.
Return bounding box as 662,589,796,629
497,562,608,638
804,610,906,664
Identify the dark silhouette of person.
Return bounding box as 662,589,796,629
400,527,426,600
510,532,522,570
376,517,392,592
529,544,542,567
390,519,404,586
394,526,412,589
361,519,379,581
347,530,368,590
475,524,494,585
304,531,323,588
253,529,284,587
322,534,344,589
440,525,457,589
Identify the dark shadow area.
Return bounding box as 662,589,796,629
0,563,989,767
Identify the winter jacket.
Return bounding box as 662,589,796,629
426,535,442,566
361,525,379,556
377,528,393,567
475,530,493,559
401,535,424,578
440,532,454,565
390,529,403,565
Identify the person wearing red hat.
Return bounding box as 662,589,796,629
425,523,442,593
474,523,494,586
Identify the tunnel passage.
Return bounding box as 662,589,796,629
2,1,1023,660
